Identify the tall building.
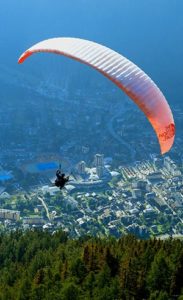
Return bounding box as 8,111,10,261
96,166,104,178
77,161,86,174
94,154,104,167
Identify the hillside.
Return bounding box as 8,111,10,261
0,230,182,299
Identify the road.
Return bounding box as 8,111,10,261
37,196,51,221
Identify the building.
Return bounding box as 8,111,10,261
23,216,45,225
163,156,181,175
0,209,20,221
153,157,163,169
147,172,163,183
96,166,104,178
143,207,157,217
132,180,147,190
0,192,10,200
132,189,142,199
145,192,156,201
77,161,86,174
94,154,104,167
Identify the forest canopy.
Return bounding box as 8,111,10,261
0,230,182,299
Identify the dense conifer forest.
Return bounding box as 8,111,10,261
0,230,182,299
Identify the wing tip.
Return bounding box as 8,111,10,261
160,136,175,155
158,122,175,155
18,50,32,64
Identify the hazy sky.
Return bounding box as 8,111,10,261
0,0,182,103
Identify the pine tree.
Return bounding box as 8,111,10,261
104,246,119,277
147,249,170,293
170,249,183,296
61,282,80,300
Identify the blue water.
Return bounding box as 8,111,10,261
36,162,58,171
0,174,13,181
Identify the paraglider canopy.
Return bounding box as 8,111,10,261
18,37,175,154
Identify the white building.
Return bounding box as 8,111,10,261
94,154,104,167
23,217,45,225
77,161,86,174
96,166,104,178
0,209,20,221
